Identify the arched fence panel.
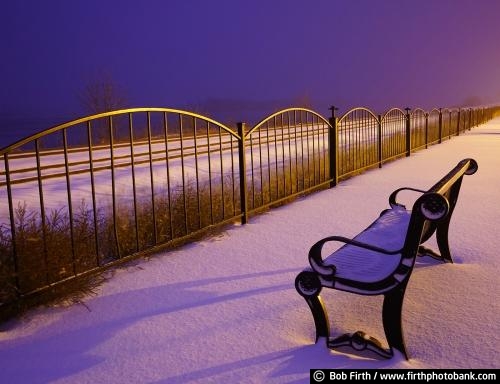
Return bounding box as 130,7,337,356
450,109,460,136
381,108,407,162
457,108,471,133
243,108,332,220
1,104,498,314
0,108,241,303
427,109,441,145
337,107,380,178
410,108,427,150
441,108,452,139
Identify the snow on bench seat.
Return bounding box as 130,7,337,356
322,207,410,283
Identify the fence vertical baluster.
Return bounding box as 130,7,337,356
163,112,174,240
250,123,255,210
193,117,201,229
298,112,303,190
62,128,76,275
273,116,279,198
34,138,49,285
358,111,362,169
305,112,311,188
377,115,382,168
338,115,343,177
206,122,214,225
424,112,429,148
258,121,263,207
293,110,299,192
449,110,452,138
287,112,293,193
369,111,373,166
237,122,248,224
146,112,157,245
108,116,120,258
318,114,323,180
365,111,369,167
231,133,236,216
218,127,225,219
438,108,443,144
3,153,20,295
313,112,319,185
179,114,188,234
128,113,139,251
281,114,286,194
266,121,271,203
349,113,353,174
87,121,100,265
358,111,362,171
361,112,365,169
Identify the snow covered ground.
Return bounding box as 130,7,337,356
1,118,499,383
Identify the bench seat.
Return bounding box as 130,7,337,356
323,207,410,283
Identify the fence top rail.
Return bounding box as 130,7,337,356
381,107,407,121
246,107,332,137
0,107,239,155
428,108,441,115
410,108,427,117
338,107,379,124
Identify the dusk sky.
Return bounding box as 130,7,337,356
2,0,500,145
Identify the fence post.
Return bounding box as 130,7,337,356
328,106,338,187
438,108,443,143
456,108,461,136
405,107,411,156
469,108,472,130
237,122,248,225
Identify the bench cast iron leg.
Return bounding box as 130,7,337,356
436,222,453,263
304,295,330,342
382,286,409,360
295,271,330,342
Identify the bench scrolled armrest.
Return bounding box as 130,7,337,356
389,187,427,209
308,235,402,278
417,192,450,221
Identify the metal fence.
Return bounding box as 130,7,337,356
0,105,497,312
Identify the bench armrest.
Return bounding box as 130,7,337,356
308,235,402,277
389,187,427,209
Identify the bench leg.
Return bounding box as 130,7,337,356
436,221,453,263
382,286,409,359
418,245,443,260
295,271,330,342
304,295,330,342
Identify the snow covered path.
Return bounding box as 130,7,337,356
1,118,499,383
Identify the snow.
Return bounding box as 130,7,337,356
322,206,410,283
1,118,500,382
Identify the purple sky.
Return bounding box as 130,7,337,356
2,0,500,143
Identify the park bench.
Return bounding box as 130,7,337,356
295,158,478,359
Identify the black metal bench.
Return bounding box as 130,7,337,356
295,158,478,359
